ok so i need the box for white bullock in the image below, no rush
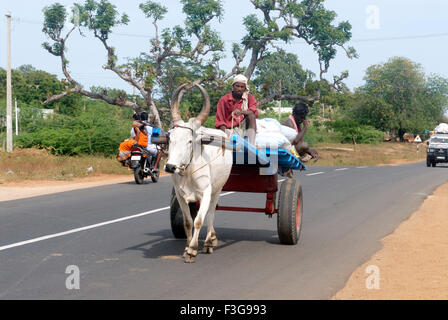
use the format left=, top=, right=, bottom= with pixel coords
left=165, top=83, right=233, bottom=263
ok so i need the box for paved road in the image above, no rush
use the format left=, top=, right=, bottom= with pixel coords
left=0, top=162, right=447, bottom=299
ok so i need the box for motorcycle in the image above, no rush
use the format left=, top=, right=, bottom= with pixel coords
left=129, top=145, right=161, bottom=184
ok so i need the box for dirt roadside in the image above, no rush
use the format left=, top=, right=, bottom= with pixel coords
left=1, top=170, right=447, bottom=299
left=0, top=174, right=136, bottom=202
left=332, top=182, right=448, bottom=299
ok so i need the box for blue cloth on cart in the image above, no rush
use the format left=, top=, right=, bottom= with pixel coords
left=151, top=127, right=163, bottom=137
left=229, top=134, right=305, bottom=171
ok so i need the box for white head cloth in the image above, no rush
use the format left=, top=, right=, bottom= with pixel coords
left=232, top=74, right=249, bottom=111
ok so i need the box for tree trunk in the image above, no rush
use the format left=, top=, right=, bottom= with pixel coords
left=148, top=99, right=162, bottom=128
left=398, top=128, right=406, bottom=142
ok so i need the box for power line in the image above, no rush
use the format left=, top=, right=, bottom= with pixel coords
left=351, top=33, right=448, bottom=43
left=11, top=15, right=448, bottom=43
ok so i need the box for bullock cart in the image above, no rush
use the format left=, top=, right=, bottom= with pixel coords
left=170, top=134, right=306, bottom=245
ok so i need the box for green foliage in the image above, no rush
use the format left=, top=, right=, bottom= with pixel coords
left=243, top=0, right=356, bottom=74
left=202, top=115, right=217, bottom=129
left=77, top=0, right=129, bottom=39
left=155, top=57, right=229, bottom=127
left=0, top=66, right=83, bottom=115
left=349, top=93, right=395, bottom=132
left=42, top=3, right=67, bottom=39
left=327, top=120, right=384, bottom=144
left=253, top=52, right=309, bottom=96
left=356, top=57, right=448, bottom=136
left=302, top=125, right=338, bottom=146
left=181, top=0, right=224, bottom=35
left=139, top=1, right=168, bottom=21
left=15, top=101, right=133, bottom=156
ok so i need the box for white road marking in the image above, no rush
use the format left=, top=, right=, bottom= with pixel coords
left=0, top=191, right=240, bottom=253
left=0, top=173, right=320, bottom=252
left=0, top=207, right=169, bottom=252
left=306, top=172, right=325, bottom=176
left=335, top=168, right=348, bottom=171
left=356, top=166, right=368, bottom=169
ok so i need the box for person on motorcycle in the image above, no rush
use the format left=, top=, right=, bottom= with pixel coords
left=117, top=113, right=149, bottom=162
left=137, top=112, right=162, bottom=174
left=138, top=112, right=158, bottom=157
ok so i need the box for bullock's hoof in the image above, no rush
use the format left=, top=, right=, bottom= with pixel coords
left=187, top=247, right=198, bottom=257
left=211, top=237, right=218, bottom=247
left=184, top=247, right=198, bottom=262
left=184, top=253, right=197, bottom=263
left=202, top=246, right=214, bottom=254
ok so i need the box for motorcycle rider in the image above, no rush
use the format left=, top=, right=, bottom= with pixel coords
left=137, top=112, right=158, bottom=158
left=136, top=112, right=162, bottom=174
left=117, top=113, right=149, bottom=162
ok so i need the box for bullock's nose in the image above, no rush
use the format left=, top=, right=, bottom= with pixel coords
left=165, top=163, right=176, bottom=173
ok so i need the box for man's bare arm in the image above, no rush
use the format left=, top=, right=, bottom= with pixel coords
left=292, top=120, right=309, bottom=145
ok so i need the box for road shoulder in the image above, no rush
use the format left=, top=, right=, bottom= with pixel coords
left=332, top=182, right=448, bottom=299
left=0, top=175, right=135, bottom=202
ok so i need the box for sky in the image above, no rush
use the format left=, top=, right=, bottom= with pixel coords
left=1, top=0, right=448, bottom=97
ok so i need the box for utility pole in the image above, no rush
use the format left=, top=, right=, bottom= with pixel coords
left=15, top=98, right=18, bottom=135
left=6, top=12, right=13, bottom=152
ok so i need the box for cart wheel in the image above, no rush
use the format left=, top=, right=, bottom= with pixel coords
left=170, top=188, right=198, bottom=239
left=277, top=179, right=303, bottom=245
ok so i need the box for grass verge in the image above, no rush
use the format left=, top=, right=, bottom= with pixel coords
left=0, top=148, right=130, bottom=183
left=310, top=142, right=426, bottom=166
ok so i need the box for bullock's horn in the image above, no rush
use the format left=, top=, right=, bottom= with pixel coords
left=170, top=84, right=188, bottom=123
left=194, top=83, right=210, bottom=125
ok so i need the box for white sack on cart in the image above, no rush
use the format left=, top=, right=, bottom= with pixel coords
left=255, top=119, right=293, bottom=149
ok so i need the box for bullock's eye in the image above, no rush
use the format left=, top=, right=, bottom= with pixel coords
left=188, top=140, right=192, bottom=144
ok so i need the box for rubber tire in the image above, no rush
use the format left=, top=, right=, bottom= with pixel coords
left=432, top=161, right=437, bottom=167
left=426, top=157, right=431, bottom=167
left=277, top=179, right=303, bottom=245
left=170, top=188, right=198, bottom=239
left=134, top=167, right=144, bottom=184
left=151, top=161, right=160, bottom=183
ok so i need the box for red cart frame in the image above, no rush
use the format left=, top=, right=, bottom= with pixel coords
left=170, top=163, right=304, bottom=245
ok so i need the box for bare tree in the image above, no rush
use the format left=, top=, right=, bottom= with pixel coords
left=220, top=0, right=357, bottom=106
left=41, top=0, right=225, bottom=127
